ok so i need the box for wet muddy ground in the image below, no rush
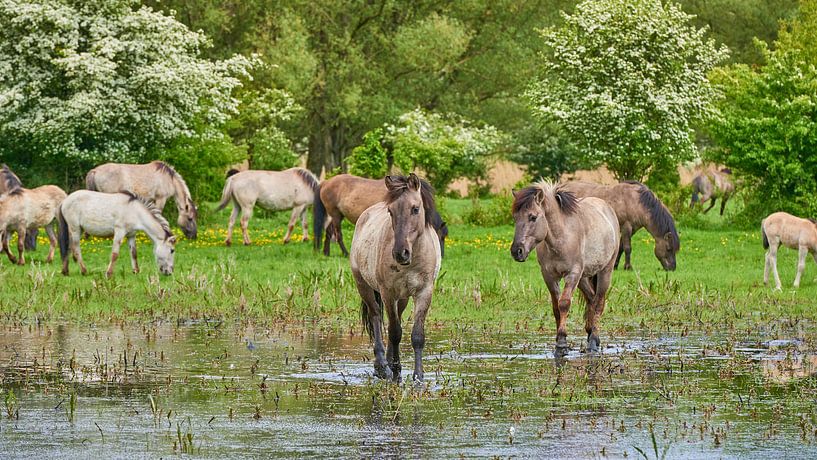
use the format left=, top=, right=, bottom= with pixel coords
left=1, top=321, right=816, bottom=458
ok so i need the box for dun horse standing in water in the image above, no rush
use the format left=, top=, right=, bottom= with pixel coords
left=86, top=161, right=198, bottom=238
left=0, top=174, right=66, bottom=265
left=0, top=165, right=40, bottom=251
left=511, top=182, right=619, bottom=355
left=761, top=212, right=817, bottom=290
left=351, top=174, right=441, bottom=382
left=561, top=181, right=680, bottom=271
left=216, top=168, right=319, bottom=246
left=58, top=191, right=176, bottom=278
left=690, top=168, right=734, bottom=216
left=314, top=173, right=448, bottom=257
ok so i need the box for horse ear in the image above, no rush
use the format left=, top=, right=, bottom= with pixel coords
left=168, top=235, right=177, bottom=245
left=384, top=175, right=396, bottom=190
left=407, top=173, right=420, bottom=191
left=511, top=189, right=518, bottom=198
left=535, top=188, right=545, bottom=204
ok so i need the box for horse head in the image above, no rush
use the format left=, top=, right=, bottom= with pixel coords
left=510, top=186, right=547, bottom=262
left=177, top=199, right=198, bottom=239
left=154, top=234, right=177, bottom=275
left=654, top=232, right=678, bottom=271
left=385, top=173, right=428, bottom=265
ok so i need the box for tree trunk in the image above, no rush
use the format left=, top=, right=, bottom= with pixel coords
left=306, top=114, right=347, bottom=177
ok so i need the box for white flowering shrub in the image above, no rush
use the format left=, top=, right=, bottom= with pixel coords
left=0, top=0, right=253, bottom=168
left=528, top=0, right=728, bottom=180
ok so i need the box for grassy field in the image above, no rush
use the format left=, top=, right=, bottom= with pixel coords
left=1, top=197, right=815, bottom=336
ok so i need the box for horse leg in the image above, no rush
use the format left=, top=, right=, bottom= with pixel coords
left=45, top=224, right=57, bottom=263
left=336, top=223, right=350, bottom=257
left=225, top=206, right=239, bottom=246
left=299, top=205, right=309, bottom=242
left=794, top=245, right=808, bottom=288
left=128, top=235, right=139, bottom=274
left=15, top=226, right=26, bottom=265
left=703, top=197, right=717, bottom=214
left=354, top=275, right=391, bottom=381
left=283, top=207, right=300, bottom=244
left=384, top=295, right=404, bottom=383
left=719, top=194, right=729, bottom=216
left=620, top=224, right=633, bottom=270
left=240, top=205, right=253, bottom=245
left=587, top=264, right=615, bottom=353
left=71, top=230, right=87, bottom=276
left=578, top=277, right=596, bottom=346
left=105, top=229, right=125, bottom=278
left=555, top=272, right=581, bottom=352
left=2, top=230, right=17, bottom=264
left=764, top=248, right=771, bottom=287
left=541, top=277, right=563, bottom=355
left=614, top=246, right=624, bottom=270
left=769, top=241, right=781, bottom=290
left=411, top=289, right=433, bottom=383
left=322, top=221, right=333, bottom=256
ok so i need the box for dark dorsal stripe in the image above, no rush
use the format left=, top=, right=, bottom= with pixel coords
left=634, top=183, right=680, bottom=250
left=385, top=175, right=438, bottom=227
left=153, top=161, right=177, bottom=178
left=118, top=191, right=173, bottom=239
left=295, top=168, right=320, bottom=193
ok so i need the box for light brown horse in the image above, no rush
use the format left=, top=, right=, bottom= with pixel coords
left=560, top=181, right=680, bottom=271
left=86, top=161, right=198, bottom=238
left=58, top=191, right=176, bottom=277
left=313, top=173, right=448, bottom=257
left=762, top=212, right=817, bottom=290
left=351, top=174, right=441, bottom=382
left=215, top=168, right=319, bottom=246
left=690, top=168, right=734, bottom=216
left=0, top=165, right=39, bottom=250
left=0, top=183, right=66, bottom=265
left=511, top=181, right=619, bottom=355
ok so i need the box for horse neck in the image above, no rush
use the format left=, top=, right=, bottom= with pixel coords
left=134, top=205, right=166, bottom=243
left=170, top=175, right=191, bottom=212
left=541, top=196, right=568, bottom=243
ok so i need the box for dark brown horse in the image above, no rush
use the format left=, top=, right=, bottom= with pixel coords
left=511, top=181, right=619, bottom=355
left=313, top=174, right=448, bottom=257
left=690, top=168, right=734, bottom=216
left=560, top=181, right=680, bottom=271
left=351, top=174, right=441, bottom=382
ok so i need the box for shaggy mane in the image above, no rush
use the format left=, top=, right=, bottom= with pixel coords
left=120, top=191, right=173, bottom=239
left=384, top=174, right=437, bottom=227
left=512, top=181, right=579, bottom=215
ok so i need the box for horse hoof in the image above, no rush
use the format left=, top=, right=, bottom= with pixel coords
left=243, top=242, right=251, bottom=246
left=412, top=372, right=423, bottom=383
left=374, top=364, right=393, bottom=381
left=302, top=237, right=310, bottom=243
left=283, top=239, right=290, bottom=245
left=587, top=337, right=601, bottom=353
left=225, top=240, right=232, bottom=247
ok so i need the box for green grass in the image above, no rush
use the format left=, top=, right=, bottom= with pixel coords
left=1, top=198, right=815, bottom=337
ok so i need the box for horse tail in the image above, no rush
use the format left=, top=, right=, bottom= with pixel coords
left=761, top=223, right=769, bottom=249
left=361, top=290, right=383, bottom=339
left=215, top=176, right=234, bottom=212
left=313, top=184, right=326, bottom=252
left=85, top=169, right=97, bottom=191
left=226, top=169, right=240, bottom=178
left=58, top=205, right=69, bottom=262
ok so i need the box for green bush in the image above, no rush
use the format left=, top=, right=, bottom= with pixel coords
left=464, top=194, right=514, bottom=227
left=346, top=129, right=388, bottom=178
left=249, top=127, right=299, bottom=171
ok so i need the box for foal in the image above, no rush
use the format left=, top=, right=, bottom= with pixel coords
left=762, top=212, right=817, bottom=290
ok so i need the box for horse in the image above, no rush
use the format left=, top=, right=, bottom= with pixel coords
left=511, top=181, right=620, bottom=355
left=86, top=161, right=198, bottom=239
left=690, top=168, right=734, bottom=216
left=761, top=212, right=817, bottom=290
left=351, top=174, right=441, bottom=382
left=313, top=173, right=448, bottom=258
left=560, top=181, right=680, bottom=271
left=0, top=164, right=39, bottom=250
left=0, top=184, right=66, bottom=265
left=215, top=168, right=320, bottom=246
left=58, top=191, right=177, bottom=278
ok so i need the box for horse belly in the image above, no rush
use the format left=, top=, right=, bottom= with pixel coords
left=256, top=188, right=298, bottom=211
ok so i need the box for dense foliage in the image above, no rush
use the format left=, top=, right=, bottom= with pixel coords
left=708, top=0, right=817, bottom=219
left=529, top=0, right=729, bottom=181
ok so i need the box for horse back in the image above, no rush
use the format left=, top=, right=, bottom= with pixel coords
left=562, top=181, right=644, bottom=229
left=90, top=163, right=173, bottom=199
left=323, top=175, right=387, bottom=224
left=232, top=169, right=314, bottom=209
left=763, top=212, right=817, bottom=250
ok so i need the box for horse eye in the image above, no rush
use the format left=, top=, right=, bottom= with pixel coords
left=411, top=206, right=420, bottom=215
left=171, top=249, right=175, bottom=254
left=529, top=214, right=537, bottom=222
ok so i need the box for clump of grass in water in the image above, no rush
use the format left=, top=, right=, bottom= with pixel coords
left=174, top=416, right=195, bottom=454
left=633, top=423, right=671, bottom=460
left=67, top=390, right=77, bottom=423
left=4, top=388, right=18, bottom=419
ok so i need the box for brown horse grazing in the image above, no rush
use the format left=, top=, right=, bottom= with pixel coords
left=690, top=168, right=734, bottom=216
left=86, top=161, right=198, bottom=238
left=762, top=212, right=817, bottom=290
left=560, top=181, right=680, bottom=271
left=0, top=165, right=39, bottom=250
left=511, top=182, right=619, bottom=355
left=351, top=174, right=441, bottom=382
left=0, top=183, right=67, bottom=265
left=215, top=168, right=319, bottom=246
left=313, top=174, right=448, bottom=258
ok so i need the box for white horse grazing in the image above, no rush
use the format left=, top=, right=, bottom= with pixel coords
left=216, top=168, right=320, bottom=246
left=86, top=161, right=198, bottom=239
left=0, top=185, right=67, bottom=265
left=762, top=211, right=817, bottom=290
left=58, top=191, right=177, bottom=278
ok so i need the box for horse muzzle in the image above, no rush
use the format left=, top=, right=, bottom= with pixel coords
left=392, top=248, right=412, bottom=265
left=511, top=243, right=528, bottom=262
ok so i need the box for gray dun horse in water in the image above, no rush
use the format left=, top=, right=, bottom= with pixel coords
left=690, top=168, right=734, bottom=216
left=0, top=170, right=66, bottom=265
left=561, top=181, right=680, bottom=271
left=761, top=211, right=817, bottom=290
left=216, top=168, right=320, bottom=246
left=313, top=173, right=448, bottom=257
left=511, top=181, right=619, bottom=355
left=0, top=165, right=40, bottom=251
left=58, top=191, right=176, bottom=278
left=351, top=174, right=441, bottom=382
left=86, top=161, right=198, bottom=239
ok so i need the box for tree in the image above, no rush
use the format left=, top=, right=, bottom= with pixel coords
left=0, top=0, right=253, bottom=184
left=528, top=0, right=729, bottom=181
left=508, top=123, right=586, bottom=181
left=708, top=0, right=817, bottom=218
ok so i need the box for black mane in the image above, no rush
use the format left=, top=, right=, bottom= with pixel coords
left=636, top=184, right=680, bottom=250
left=295, top=168, right=320, bottom=193
left=1, top=164, right=23, bottom=192
left=153, top=161, right=177, bottom=178
left=385, top=174, right=438, bottom=227
left=512, top=183, right=578, bottom=215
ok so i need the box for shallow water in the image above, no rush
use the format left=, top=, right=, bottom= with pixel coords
left=1, top=321, right=816, bottom=458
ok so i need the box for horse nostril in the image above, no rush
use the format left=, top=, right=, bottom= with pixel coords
left=402, top=249, right=410, bottom=259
